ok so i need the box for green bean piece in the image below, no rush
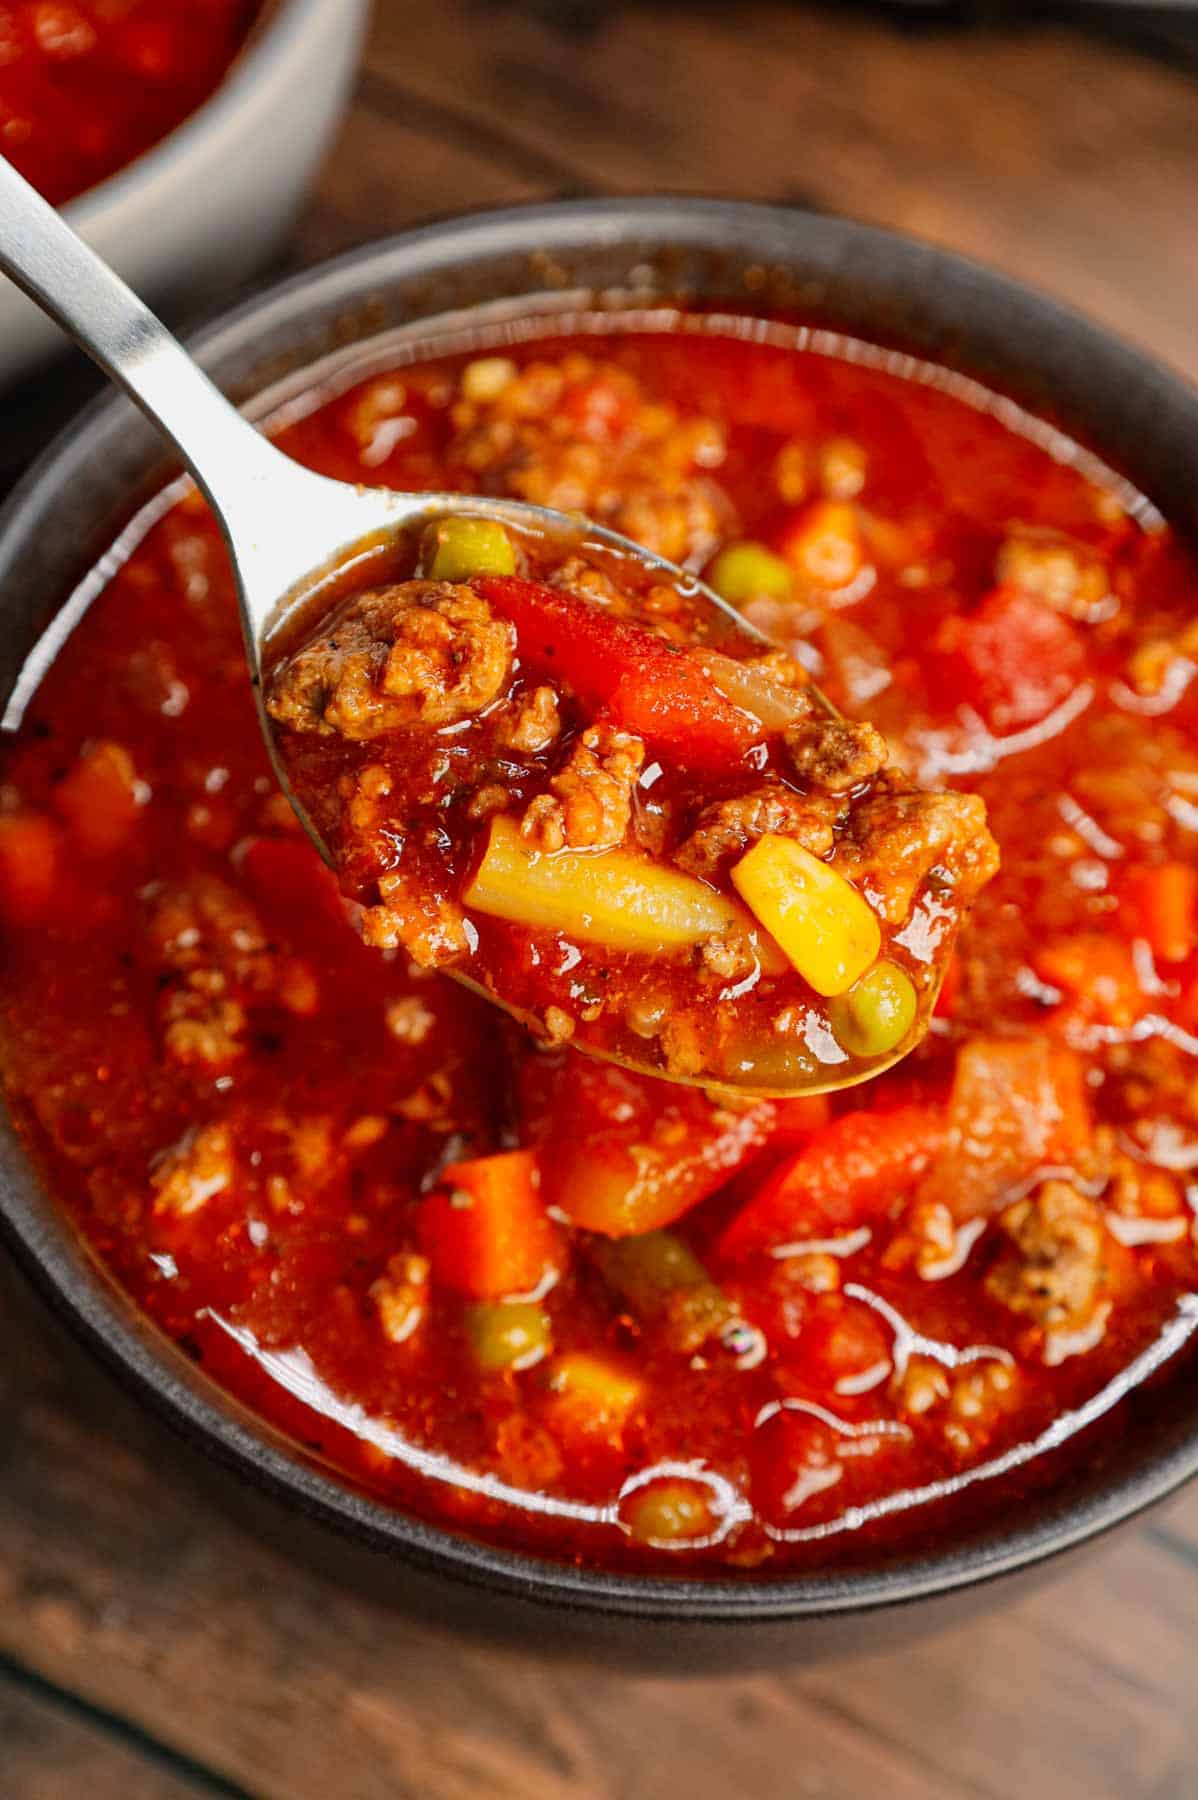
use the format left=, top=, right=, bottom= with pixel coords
left=828, top=958, right=918, bottom=1058
left=425, top=515, right=517, bottom=582
left=464, top=1299, right=552, bottom=1373
left=592, top=1229, right=739, bottom=1354
left=709, top=541, right=794, bottom=606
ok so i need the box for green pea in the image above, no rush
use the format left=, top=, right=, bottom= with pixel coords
left=596, top=1229, right=709, bottom=1305
left=708, top=541, right=794, bottom=606
left=425, top=515, right=517, bottom=582
left=828, top=959, right=918, bottom=1058
left=619, top=1478, right=715, bottom=1546
left=464, top=1300, right=552, bottom=1373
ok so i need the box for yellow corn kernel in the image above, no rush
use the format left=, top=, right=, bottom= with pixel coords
left=545, top=1351, right=644, bottom=1425
left=465, top=814, right=761, bottom=956
left=460, top=356, right=517, bottom=402
left=731, top=833, right=881, bottom=997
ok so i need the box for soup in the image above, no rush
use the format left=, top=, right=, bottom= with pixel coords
left=1, top=314, right=1196, bottom=1572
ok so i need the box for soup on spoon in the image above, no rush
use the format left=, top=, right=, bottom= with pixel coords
left=264, top=510, right=999, bottom=1093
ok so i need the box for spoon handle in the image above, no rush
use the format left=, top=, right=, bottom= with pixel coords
left=0, top=156, right=321, bottom=616
left=0, top=156, right=279, bottom=494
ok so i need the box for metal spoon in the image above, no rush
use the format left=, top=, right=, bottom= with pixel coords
left=0, top=156, right=777, bottom=748
left=0, top=157, right=958, bottom=1096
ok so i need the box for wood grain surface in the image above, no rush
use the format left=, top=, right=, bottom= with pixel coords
left=4, top=3, right=1198, bottom=1795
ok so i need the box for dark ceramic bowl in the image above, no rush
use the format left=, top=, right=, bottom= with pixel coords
left=3, top=200, right=1198, bottom=1654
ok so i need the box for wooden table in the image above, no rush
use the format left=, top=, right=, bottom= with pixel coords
left=5, top=4, right=1198, bottom=1794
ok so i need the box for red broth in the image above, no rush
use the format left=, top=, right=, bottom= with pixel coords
left=2, top=314, right=1197, bottom=1574
left=0, top=1, right=262, bottom=206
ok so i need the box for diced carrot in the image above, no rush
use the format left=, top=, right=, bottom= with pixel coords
left=716, top=1103, right=946, bottom=1260
left=0, top=811, right=61, bottom=926
left=1034, top=934, right=1146, bottom=1030
left=475, top=576, right=763, bottom=772
left=54, top=739, right=143, bottom=855
left=937, top=584, right=1087, bottom=732
left=1120, top=863, right=1197, bottom=965
left=420, top=1149, right=562, bottom=1299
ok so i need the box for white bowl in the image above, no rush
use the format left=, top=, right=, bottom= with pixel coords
left=0, top=0, right=369, bottom=387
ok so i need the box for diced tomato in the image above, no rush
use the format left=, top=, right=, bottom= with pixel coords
left=781, top=1294, right=893, bottom=1395
left=937, top=583, right=1087, bottom=732
left=420, top=1150, right=562, bottom=1299
left=1120, top=863, right=1197, bottom=965
left=918, top=1036, right=1092, bottom=1222
left=717, top=1104, right=945, bottom=1260
left=526, top=1058, right=776, bottom=1238
left=239, top=835, right=345, bottom=925
left=475, top=576, right=763, bottom=772
left=750, top=1407, right=845, bottom=1529
left=0, top=812, right=61, bottom=926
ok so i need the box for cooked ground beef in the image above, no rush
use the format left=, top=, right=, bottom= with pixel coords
left=838, top=781, right=1001, bottom=922
left=785, top=715, right=889, bottom=794
left=675, top=782, right=842, bottom=876
left=446, top=353, right=733, bottom=565
left=985, top=1181, right=1108, bottom=1332
left=145, top=874, right=318, bottom=1068
left=266, top=581, right=514, bottom=739
left=520, top=723, right=645, bottom=852
left=497, top=684, right=563, bottom=756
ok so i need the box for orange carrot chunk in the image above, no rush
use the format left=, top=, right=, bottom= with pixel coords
left=420, top=1149, right=562, bottom=1300
left=1121, top=863, right=1197, bottom=965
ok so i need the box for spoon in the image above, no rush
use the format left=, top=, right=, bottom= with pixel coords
left=0, top=157, right=988, bottom=1096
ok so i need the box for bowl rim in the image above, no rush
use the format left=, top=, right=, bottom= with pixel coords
left=60, top=0, right=351, bottom=230
left=3, top=195, right=1198, bottom=1624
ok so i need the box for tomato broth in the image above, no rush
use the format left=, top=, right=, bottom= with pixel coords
left=2, top=314, right=1197, bottom=1574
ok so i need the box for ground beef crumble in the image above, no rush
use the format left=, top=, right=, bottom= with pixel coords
left=521, top=723, right=645, bottom=852
left=985, top=1181, right=1109, bottom=1333
left=266, top=581, right=514, bottom=739
left=675, top=782, right=842, bottom=876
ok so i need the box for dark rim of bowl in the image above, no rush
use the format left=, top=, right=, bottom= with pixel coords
left=3, top=197, right=1198, bottom=1624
